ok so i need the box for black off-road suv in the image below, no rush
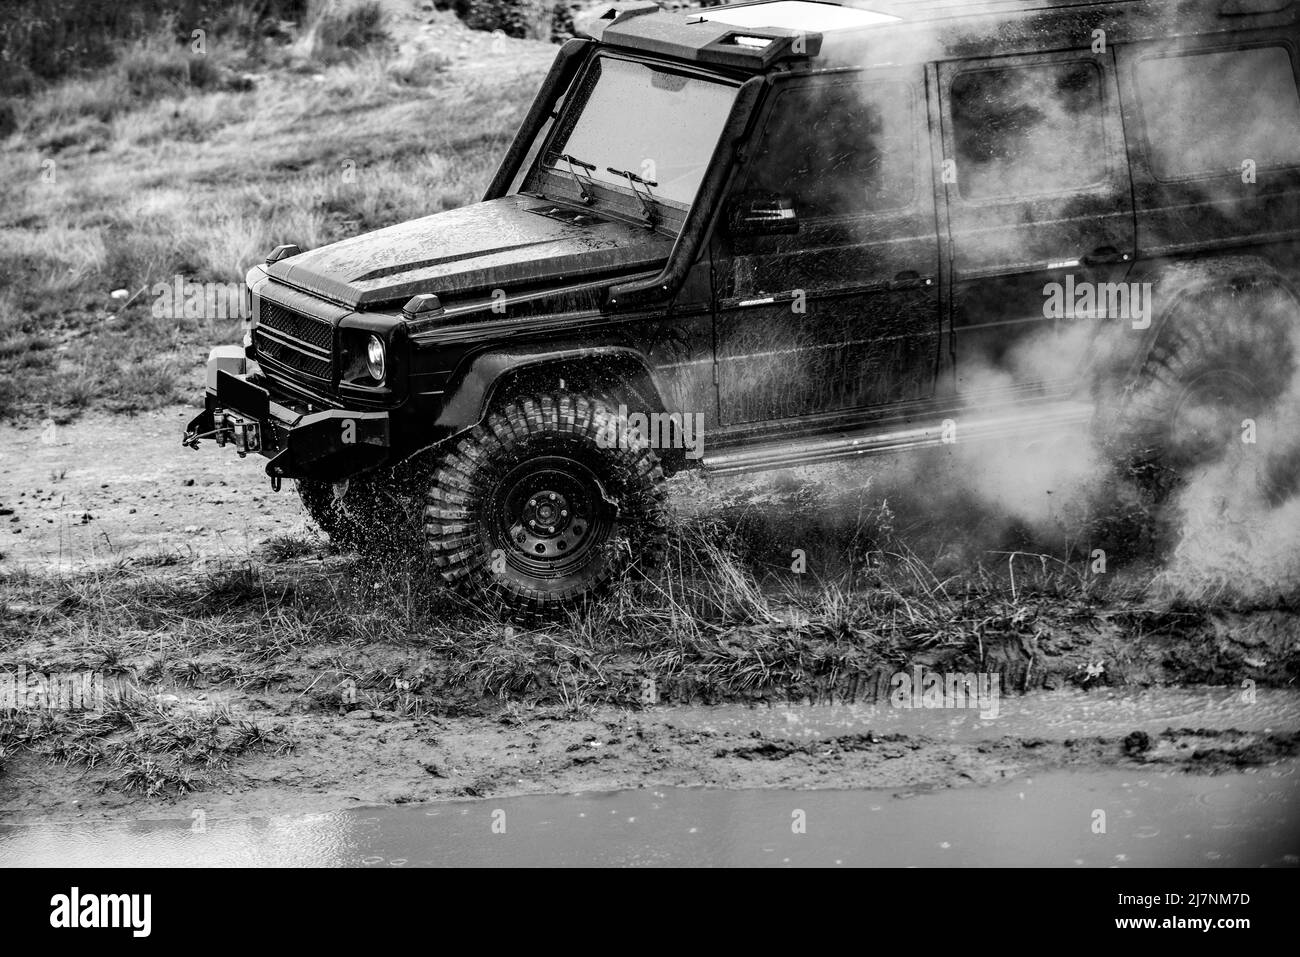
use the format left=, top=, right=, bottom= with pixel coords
left=186, top=0, right=1300, bottom=617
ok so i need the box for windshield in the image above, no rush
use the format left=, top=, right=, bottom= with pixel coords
left=534, top=56, right=737, bottom=211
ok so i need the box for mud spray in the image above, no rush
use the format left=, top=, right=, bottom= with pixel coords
left=1160, top=310, right=1300, bottom=601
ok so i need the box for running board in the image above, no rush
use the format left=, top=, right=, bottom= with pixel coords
left=702, top=400, right=1095, bottom=475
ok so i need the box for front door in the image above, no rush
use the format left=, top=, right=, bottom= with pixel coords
left=711, top=69, right=942, bottom=427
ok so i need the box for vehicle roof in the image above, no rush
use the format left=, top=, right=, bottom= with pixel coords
left=694, top=0, right=901, bottom=31
left=583, top=0, right=1298, bottom=71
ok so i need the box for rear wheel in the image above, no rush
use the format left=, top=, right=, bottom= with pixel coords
left=1103, top=285, right=1297, bottom=499
left=1162, top=368, right=1267, bottom=469
left=423, top=394, right=667, bottom=620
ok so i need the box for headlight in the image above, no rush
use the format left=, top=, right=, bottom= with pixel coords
left=365, top=334, right=386, bottom=382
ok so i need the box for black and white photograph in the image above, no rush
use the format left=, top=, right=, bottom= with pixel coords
left=0, top=0, right=1297, bottom=902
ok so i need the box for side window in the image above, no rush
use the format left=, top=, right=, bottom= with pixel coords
left=742, top=79, right=915, bottom=219
left=950, top=60, right=1107, bottom=200
left=1135, top=45, right=1300, bottom=180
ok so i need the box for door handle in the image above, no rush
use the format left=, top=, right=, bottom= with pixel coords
left=1082, top=246, right=1131, bottom=266
left=890, top=270, right=934, bottom=290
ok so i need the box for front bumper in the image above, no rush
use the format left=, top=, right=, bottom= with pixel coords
left=184, top=346, right=390, bottom=482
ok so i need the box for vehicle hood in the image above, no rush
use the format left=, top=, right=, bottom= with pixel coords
left=265, top=194, right=673, bottom=310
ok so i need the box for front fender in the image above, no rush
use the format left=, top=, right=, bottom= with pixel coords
left=432, top=344, right=664, bottom=435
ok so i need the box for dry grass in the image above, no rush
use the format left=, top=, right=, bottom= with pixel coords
left=3, top=493, right=1296, bottom=794
left=0, top=691, right=291, bottom=796
left=4, top=503, right=1291, bottom=703
left=0, top=6, right=551, bottom=420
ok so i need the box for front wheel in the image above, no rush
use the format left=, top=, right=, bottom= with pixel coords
left=423, top=394, right=668, bottom=620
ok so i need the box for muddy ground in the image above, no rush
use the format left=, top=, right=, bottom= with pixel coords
left=1, top=410, right=1298, bottom=825
left=0, top=408, right=293, bottom=567
left=5, top=703, right=1296, bottom=826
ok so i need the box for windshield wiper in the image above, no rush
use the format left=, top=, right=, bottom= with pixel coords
left=606, top=167, right=660, bottom=228
left=555, top=153, right=597, bottom=205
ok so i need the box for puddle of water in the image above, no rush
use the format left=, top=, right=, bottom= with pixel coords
left=662, top=688, right=1300, bottom=742
left=3, top=763, right=1297, bottom=867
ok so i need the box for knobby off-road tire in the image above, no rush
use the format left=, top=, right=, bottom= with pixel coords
left=1103, top=283, right=1298, bottom=498
left=423, top=394, right=668, bottom=621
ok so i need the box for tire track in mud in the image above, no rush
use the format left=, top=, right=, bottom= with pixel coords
left=3, top=699, right=1296, bottom=825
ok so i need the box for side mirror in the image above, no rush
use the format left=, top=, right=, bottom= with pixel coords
left=727, top=193, right=799, bottom=236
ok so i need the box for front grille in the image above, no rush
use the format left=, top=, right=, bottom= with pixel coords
left=260, top=302, right=333, bottom=349
left=254, top=301, right=333, bottom=381
left=254, top=333, right=332, bottom=379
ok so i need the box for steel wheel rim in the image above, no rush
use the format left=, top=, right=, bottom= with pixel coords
left=486, top=456, right=614, bottom=579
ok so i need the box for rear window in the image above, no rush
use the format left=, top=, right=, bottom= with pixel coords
left=1135, top=46, right=1300, bottom=180
left=949, top=60, right=1107, bottom=201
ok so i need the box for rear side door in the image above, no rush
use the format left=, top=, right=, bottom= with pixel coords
left=710, top=68, right=942, bottom=427
left=935, top=49, right=1135, bottom=398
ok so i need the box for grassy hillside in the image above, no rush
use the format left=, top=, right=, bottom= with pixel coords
left=0, top=1, right=555, bottom=421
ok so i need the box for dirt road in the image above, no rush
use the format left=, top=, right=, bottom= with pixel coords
left=3, top=690, right=1296, bottom=826
left=0, top=408, right=305, bottom=570
left=3, top=409, right=1299, bottom=828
